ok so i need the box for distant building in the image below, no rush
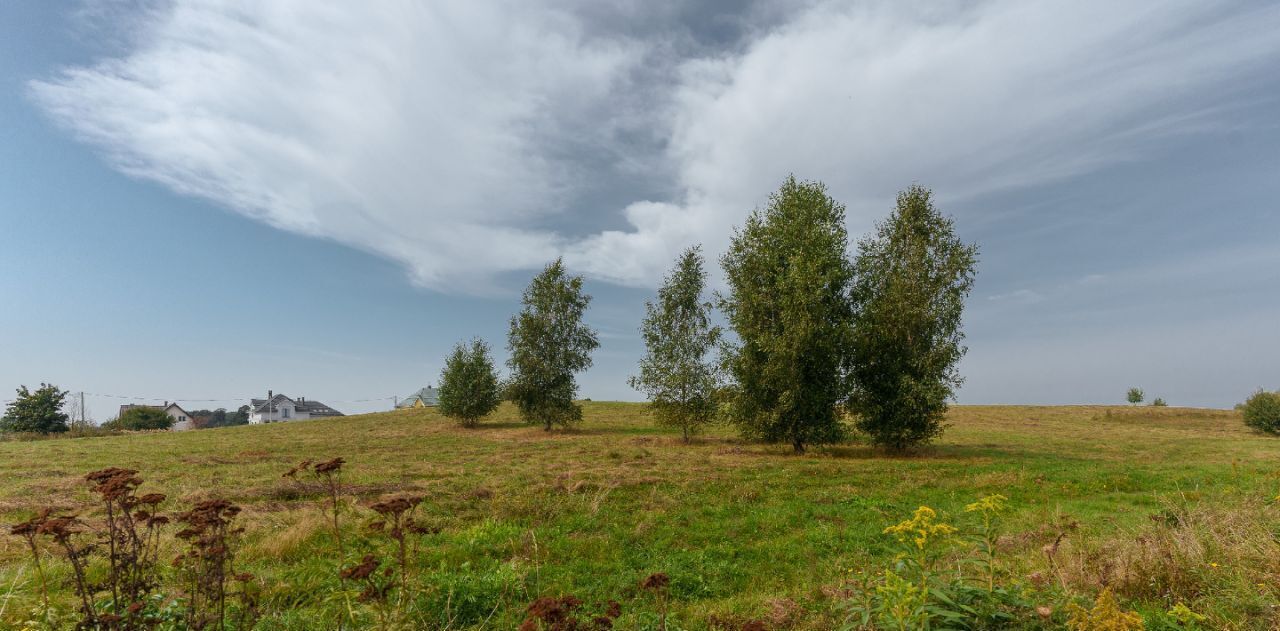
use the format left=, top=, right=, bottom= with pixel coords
left=248, top=391, right=343, bottom=424
left=118, top=402, right=195, bottom=431
left=397, top=386, right=439, bottom=408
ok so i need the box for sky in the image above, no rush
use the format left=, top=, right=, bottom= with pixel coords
left=1, top=0, right=1278, bottom=421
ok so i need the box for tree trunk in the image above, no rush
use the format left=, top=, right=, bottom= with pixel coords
left=793, top=439, right=805, bottom=454
left=544, top=419, right=552, bottom=431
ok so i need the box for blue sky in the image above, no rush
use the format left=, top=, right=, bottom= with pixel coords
left=2, top=1, right=1278, bottom=420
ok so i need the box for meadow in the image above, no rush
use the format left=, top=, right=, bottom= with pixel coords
left=1, top=402, right=1277, bottom=629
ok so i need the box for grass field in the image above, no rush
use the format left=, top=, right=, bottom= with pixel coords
left=1, top=403, right=1278, bottom=629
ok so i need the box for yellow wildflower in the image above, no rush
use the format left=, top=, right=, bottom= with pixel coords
left=883, top=505, right=957, bottom=549
left=964, top=494, right=1009, bottom=515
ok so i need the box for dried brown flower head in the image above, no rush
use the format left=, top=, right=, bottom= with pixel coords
left=641, top=572, right=670, bottom=591
left=314, top=457, right=345, bottom=474
left=340, top=554, right=380, bottom=581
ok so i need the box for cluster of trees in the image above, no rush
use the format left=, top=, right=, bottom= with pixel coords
left=0, top=386, right=254, bottom=434
left=436, top=259, right=600, bottom=431
left=186, top=406, right=251, bottom=429
left=436, top=177, right=978, bottom=452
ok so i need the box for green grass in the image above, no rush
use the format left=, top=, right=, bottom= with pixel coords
left=1, top=402, right=1277, bottom=629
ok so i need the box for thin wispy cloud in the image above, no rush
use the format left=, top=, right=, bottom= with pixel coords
left=29, top=0, right=1280, bottom=292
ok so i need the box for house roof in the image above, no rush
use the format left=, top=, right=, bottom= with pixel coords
left=118, top=402, right=191, bottom=418
left=251, top=394, right=343, bottom=417
left=397, top=386, right=439, bottom=407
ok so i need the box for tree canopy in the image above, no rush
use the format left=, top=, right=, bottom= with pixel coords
left=0, top=383, right=70, bottom=434
left=849, top=185, right=978, bottom=451
left=506, top=259, right=599, bottom=430
left=720, top=176, right=856, bottom=453
left=630, top=246, right=722, bottom=442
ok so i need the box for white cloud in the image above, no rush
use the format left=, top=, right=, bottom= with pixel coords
left=567, top=0, right=1280, bottom=285
left=31, top=0, right=1280, bottom=291
left=31, top=0, right=641, bottom=291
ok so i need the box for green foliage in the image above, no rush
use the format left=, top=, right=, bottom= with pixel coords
left=630, top=246, right=722, bottom=442
left=108, top=406, right=174, bottom=431
left=1151, top=398, right=1167, bottom=407
left=506, top=259, right=600, bottom=430
left=0, top=383, right=70, bottom=434
left=1240, top=389, right=1280, bottom=435
left=438, top=338, right=502, bottom=428
left=842, top=498, right=1034, bottom=630
left=1127, top=388, right=1144, bottom=405
left=720, top=176, right=855, bottom=453
left=849, top=185, right=978, bottom=452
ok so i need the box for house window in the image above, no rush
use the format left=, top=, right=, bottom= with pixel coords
left=282, top=408, right=290, bottom=419
left=178, top=416, right=186, bottom=422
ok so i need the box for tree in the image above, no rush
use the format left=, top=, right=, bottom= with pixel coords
left=107, top=406, right=174, bottom=431
left=438, top=338, right=503, bottom=428
left=1, top=384, right=70, bottom=434
left=230, top=405, right=251, bottom=425
left=1126, top=388, right=1144, bottom=406
left=1151, top=398, right=1168, bottom=407
left=850, top=185, right=978, bottom=452
left=507, top=259, right=600, bottom=430
left=630, top=246, right=722, bottom=443
left=1241, top=389, right=1280, bottom=435
left=720, top=176, right=856, bottom=453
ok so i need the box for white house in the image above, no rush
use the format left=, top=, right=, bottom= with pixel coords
left=248, top=391, right=343, bottom=424
left=118, top=402, right=195, bottom=431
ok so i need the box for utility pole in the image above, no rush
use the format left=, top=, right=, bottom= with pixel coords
left=80, top=391, right=85, bottom=426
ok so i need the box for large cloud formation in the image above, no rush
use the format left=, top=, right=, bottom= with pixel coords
left=32, top=0, right=1280, bottom=291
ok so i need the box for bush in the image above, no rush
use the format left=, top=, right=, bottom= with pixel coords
left=1152, top=398, right=1167, bottom=407
left=107, top=406, right=174, bottom=431
left=1240, top=389, right=1280, bottom=435
left=437, top=338, right=502, bottom=428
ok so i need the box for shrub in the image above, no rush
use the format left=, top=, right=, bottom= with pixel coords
left=1151, top=398, right=1167, bottom=407
left=108, top=406, right=174, bottom=431
left=438, top=338, right=502, bottom=428
left=1240, top=389, right=1280, bottom=435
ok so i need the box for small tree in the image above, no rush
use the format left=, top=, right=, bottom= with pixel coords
left=1241, top=389, right=1280, bottom=435
left=630, top=246, right=722, bottom=443
left=437, top=338, right=502, bottom=428
left=1, top=383, right=70, bottom=434
left=1151, top=398, right=1168, bottom=407
left=109, top=407, right=174, bottom=431
left=507, top=259, right=600, bottom=431
left=850, top=185, right=978, bottom=452
left=1127, top=388, right=1144, bottom=406
left=720, top=176, right=856, bottom=453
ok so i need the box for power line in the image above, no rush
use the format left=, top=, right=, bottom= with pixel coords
left=79, top=392, right=397, bottom=404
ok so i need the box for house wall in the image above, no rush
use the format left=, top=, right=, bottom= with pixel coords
left=249, top=400, right=311, bottom=423
left=165, top=405, right=193, bottom=431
